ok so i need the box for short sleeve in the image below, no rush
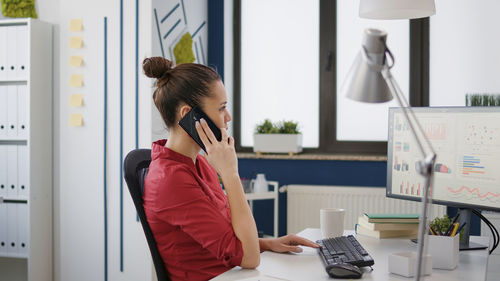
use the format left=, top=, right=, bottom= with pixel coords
left=152, top=166, right=243, bottom=267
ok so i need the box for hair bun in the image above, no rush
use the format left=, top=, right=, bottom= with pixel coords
left=142, top=57, right=173, bottom=79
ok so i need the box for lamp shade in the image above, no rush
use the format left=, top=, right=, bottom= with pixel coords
left=359, top=0, right=435, bottom=19
left=342, top=29, right=393, bottom=103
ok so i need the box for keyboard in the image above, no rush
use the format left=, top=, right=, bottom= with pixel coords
left=316, top=235, right=375, bottom=268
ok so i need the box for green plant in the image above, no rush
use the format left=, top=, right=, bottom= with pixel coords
left=430, top=214, right=450, bottom=234
left=255, top=119, right=301, bottom=134
left=1, top=0, right=37, bottom=18
left=430, top=214, right=464, bottom=240
left=466, top=93, right=500, bottom=106
left=173, top=32, right=195, bottom=65
left=279, top=120, right=300, bottom=134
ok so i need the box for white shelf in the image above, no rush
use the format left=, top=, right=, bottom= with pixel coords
left=0, top=19, right=29, bottom=25
left=0, top=137, right=28, bottom=142
left=0, top=197, right=28, bottom=202
left=245, top=181, right=279, bottom=238
left=0, top=18, right=53, bottom=281
left=244, top=191, right=276, bottom=200
left=0, top=79, right=28, bottom=83
left=0, top=253, right=28, bottom=259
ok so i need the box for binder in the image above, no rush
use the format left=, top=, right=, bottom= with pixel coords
left=17, top=203, right=28, bottom=255
left=6, top=26, right=17, bottom=80
left=6, top=85, right=18, bottom=137
left=0, top=86, right=6, bottom=137
left=17, top=145, right=28, bottom=199
left=16, top=25, right=29, bottom=80
left=17, top=85, right=28, bottom=138
left=0, top=203, right=7, bottom=254
left=0, top=26, right=6, bottom=80
left=6, top=145, right=18, bottom=199
left=0, top=145, right=6, bottom=197
left=6, top=203, right=18, bottom=254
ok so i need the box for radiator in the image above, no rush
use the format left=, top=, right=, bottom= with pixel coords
left=285, top=185, right=446, bottom=234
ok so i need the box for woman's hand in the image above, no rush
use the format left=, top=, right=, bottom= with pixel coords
left=260, top=234, right=321, bottom=253
left=195, top=118, right=238, bottom=178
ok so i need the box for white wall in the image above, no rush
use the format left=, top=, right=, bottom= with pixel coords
left=53, top=1, right=155, bottom=281
left=1, top=1, right=208, bottom=280
left=2, top=0, right=155, bottom=280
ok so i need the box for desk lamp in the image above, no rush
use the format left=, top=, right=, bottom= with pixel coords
left=342, top=28, right=435, bottom=280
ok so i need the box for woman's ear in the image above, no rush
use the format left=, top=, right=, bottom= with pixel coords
left=179, top=104, right=192, bottom=119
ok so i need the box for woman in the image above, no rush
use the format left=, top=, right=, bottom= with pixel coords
left=142, top=57, right=319, bottom=281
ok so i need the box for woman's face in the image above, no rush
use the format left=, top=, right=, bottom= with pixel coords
left=201, top=80, right=232, bottom=130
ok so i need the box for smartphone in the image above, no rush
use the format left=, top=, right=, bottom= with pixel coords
left=178, top=106, right=222, bottom=153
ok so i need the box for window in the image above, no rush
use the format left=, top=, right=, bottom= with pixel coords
left=234, top=0, right=429, bottom=154
left=240, top=0, right=319, bottom=147
left=429, top=0, right=500, bottom=106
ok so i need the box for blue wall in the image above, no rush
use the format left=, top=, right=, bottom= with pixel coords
left=238, top=158, right=481, bottom=237
left=238, top=159, right=387, bottom=236
left=207, top=0, right=224, bottom=81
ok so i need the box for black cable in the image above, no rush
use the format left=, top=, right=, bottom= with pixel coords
left=472, top=209, right=499, bottom=255
left=481, top=210, right=499, bottom=253
left=487, top=213, right=500, bottom=253
left=472, top=210, right=495, bottom=254
left=472, top=210, right=496, bottom=254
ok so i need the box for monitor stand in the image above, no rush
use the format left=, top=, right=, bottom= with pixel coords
left=457, top=208, right=488, bottom=251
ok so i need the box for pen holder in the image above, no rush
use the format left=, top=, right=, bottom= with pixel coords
left=428, top=234, right=459, bottom=270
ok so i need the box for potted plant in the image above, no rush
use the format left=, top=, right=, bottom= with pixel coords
left=253, top=119, right=303, bottom=155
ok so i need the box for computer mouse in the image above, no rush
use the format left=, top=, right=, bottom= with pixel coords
left=325, top=263, right=363, bottom=279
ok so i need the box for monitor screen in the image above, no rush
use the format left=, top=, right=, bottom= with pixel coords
left=387, top=107, right=500, bottom=212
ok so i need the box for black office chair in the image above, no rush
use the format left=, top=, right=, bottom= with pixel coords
left=124, top=148, right=171, bottom=281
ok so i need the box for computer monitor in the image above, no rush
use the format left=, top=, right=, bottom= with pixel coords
left=387, top=106, right=500, bottom=250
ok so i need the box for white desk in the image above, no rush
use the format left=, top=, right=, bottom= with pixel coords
left=213, top=228, right=490, bottom=281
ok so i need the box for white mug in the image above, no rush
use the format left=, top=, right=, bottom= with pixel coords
left=320, top=208, right=345, bottom=238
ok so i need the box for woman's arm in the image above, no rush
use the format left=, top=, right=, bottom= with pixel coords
left=196, top=119, right=260, bottom=268
left=221, top=173, right=260, bottom=268
left=259, top=235, right=321, bottom=253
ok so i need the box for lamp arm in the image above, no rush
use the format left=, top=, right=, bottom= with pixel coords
left=382, top=67, right=437, bottom=281
left=381, top=68, right=435, bottom=158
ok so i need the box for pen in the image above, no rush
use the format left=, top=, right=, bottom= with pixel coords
left=450, top=222, right=460, bottom=236
left=428, top=225, right=438, bottom=235
left=445, top=213, right=460, bottom=236
left=455, top=222, right=467, bottom=236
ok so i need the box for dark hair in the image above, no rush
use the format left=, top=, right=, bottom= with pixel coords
left=142, top=57, right=221, bottom=128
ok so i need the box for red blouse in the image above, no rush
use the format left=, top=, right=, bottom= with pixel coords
left=143, top=139, right=243, bottom=281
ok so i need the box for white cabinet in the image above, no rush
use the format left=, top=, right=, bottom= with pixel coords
left=0, top=18, right=52, bottom=281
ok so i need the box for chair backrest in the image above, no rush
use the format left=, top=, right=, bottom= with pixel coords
left=123, top=149, right=170, bottom=281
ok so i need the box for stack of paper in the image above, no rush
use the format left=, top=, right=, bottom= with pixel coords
left=356, top=213, right=419, bottom=239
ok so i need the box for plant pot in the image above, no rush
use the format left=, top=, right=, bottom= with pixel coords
left=253, top=134, right=303, bottom=154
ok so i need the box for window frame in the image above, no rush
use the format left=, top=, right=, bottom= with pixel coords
left=233, top=0, right=429, bottom=155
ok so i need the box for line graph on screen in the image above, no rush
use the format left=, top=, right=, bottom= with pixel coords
left=447, top=185, right=500, bottom=203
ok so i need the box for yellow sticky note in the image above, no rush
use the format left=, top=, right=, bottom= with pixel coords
left=69, top=36, right=83, bottom=48
left=69, top=94, right=83, bottom=107
left=70, top=19, right=83, bottom=32
left=69, top=113, right=83, bottom=127
left=69, top=74, right=83, bottom=87
left=69, top=56, right=83, bottom=67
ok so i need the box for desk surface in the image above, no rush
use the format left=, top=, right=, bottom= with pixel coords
left=212, top=228, right=490, bottom=281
